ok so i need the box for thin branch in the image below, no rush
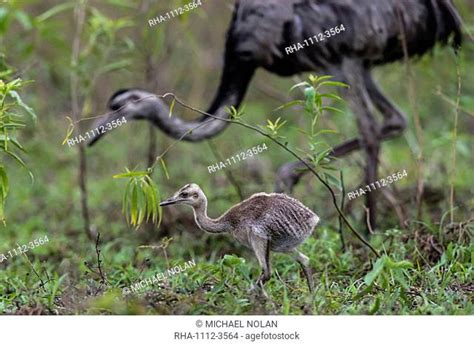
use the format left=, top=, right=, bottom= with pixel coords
left=338, top=170, right=346, bottom=252
left=363, top=206, right=375, bottom=235
left=397, top=4, right=425, bottom=224
left=449, top=57, right=462, bottom=224
left=70, top=0, right=93, bottom=240
left=95, top=232, right=108, bottom=284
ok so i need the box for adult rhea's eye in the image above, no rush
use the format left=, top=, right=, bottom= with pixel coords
left=193, top=193, right=198, bottom=198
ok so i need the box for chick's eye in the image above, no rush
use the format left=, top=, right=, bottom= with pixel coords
left=193, top=193, right=198, bottom=198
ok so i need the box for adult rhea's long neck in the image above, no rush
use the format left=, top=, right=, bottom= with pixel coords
left=148, top=58, right=255, bottom=141
left=192, top=198, right=230, bottom=234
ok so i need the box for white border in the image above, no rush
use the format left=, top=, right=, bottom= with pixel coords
left=1, top=316, right=472, bottom=344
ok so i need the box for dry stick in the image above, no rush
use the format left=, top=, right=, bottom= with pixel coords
left=449, top=58, right=462, bottom=224
left=363, top=207, right=375, bottom=235
left=70, top=0, right=93, bottom=241
left=397, top=6, right=425, bottom=225
left=142, top=0, right=160, bottom=169
left=207, top=140, right=245, bottom=201
left=158, top=94, right=380, bottom=257
left=95, top=232, right=108, bottom=284
left=338, top=171, right=346, bottom=252
left=143, top=2, right=160, bottom=232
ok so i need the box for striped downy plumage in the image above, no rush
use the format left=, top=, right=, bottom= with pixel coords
left=160, top=183, right=319, bottom=291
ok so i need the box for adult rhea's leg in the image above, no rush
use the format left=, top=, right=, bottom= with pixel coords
left=364, top=72, right=407, bottom=137
left=342, top=60, right=381, bottom=231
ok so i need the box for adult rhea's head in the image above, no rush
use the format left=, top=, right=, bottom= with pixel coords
left=87, top=88, right=158, bottom=146
left=160, top=184, right=206, bottom=208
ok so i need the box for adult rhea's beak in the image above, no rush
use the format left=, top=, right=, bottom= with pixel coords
left=87, top=109, right=126, bottom=147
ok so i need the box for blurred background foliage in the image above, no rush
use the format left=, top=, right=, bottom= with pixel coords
left=0, top=0, right=472, bottom=314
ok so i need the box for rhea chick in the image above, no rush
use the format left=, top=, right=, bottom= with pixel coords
left=160, top=183, right=319, bottom=291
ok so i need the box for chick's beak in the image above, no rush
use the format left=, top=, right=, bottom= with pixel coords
left=159, top=197, right=178, bottom=207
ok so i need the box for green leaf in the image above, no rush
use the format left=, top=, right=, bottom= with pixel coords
left=99, top=59, right=132, bottom=74
left=321, top=106, right=345, bottom=115
left=318, top=81, right=350, bottom=89
left=273, top=100, right=304, bottom=112
left=312, top=75, right=334, bottom=84
left=0, top=165, right=8, bottom=198
left=393, top=270, right=410, bottom=290
left=368, top=296, right=381, bottom=315
left=364, top=257, right=386, bottom=286
left=0, top=134, right=24, bottom=150
left=14, top=10, right=33, bottom=30
left=314, top=129, right=338, bottom=136
left=113, top=170, right=149, bottom=179
left=386, top=259, right=413, bottom=270
left=4, top=150, right=34, bottom=182
left=169, top=97, right=176, bottom=118
left=36, top=2, right=76, bottom=22
left=116, top=170, right=162, bottom=229
left=61, top=116, right=75, bottom=146
left=9, top=90, right=37, bottom=121
left=159, top=158, right=170, bottom=180
left=304, top=87, right=316, bottom=112
left=122, top=180, right=132, bottom=220
left=289, top=81, right=310, bottom=92
left=319, top=93, right=344, bottom=102
left=130, top=182, right=138, bottom=226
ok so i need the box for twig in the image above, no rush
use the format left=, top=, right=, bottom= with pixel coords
left=338, top=171, right=346, bottom=251
left=397, top=5, right=425, bottom=224
left=207, top=140, right=245, bottom=201
left=449, top=58, right=462, bottom=224
left=70, top=0, right=93, bottom=241
left=95, top=232, right=108, bottom=284
left=363, top=207, right=375, bottom=235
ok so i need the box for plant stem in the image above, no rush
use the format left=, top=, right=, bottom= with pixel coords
left=338, top=170, right=346, bottom=252
left=70, top=0, right=93, bottom=241
left=397, top=5, right=425, bottom=225
left=449, top=57, right=462, bottom=224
